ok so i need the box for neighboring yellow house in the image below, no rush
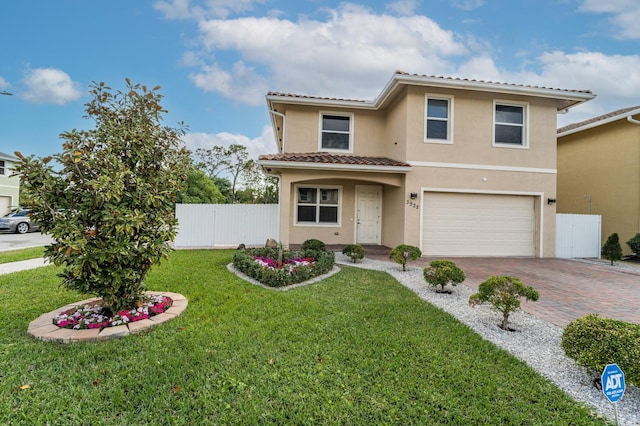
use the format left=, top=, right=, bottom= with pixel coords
left=0, top=152, right=20, bottom=216
left=557, top=106, right=640, bottom=255
left=258, top=71, right=594, bottom=257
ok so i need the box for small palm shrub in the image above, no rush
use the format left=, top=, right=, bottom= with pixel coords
left=423, top=260, right=466, bottom=293
left=389, top=244, right=422, bottom=271
left=602, top=233, right=623, bottom=265
left=342, top=244, right=366, bottom=263
left=469, top=276, right=539, bottom=330
left=561, top=314, right=640, bottom=386
left=626, top=233, right=640, bottom=257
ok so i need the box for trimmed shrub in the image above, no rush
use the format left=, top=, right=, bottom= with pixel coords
left=301, top=239, right=327, bottom=260
left=469, top=276, right=539, bottom=330
left=301, top=239, right=326, bottom=252
left=602, top=233, right=622, bottom=265
left=423, top=260, right=466, bottom=293
left=626, top=233, right=640, bottom=257
left=389, top=244, right=422, bottom=271
left=233, top=247, right=335, bottom=288
left=561, top=314, right=640, bottom=386
left=342, top=244, right=366, bottom=263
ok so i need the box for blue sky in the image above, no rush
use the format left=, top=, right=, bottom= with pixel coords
left=1, top=0, right=640, bottom=160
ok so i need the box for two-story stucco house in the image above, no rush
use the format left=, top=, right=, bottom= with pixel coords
left=0, top=152, right=20, bottom=216
left=258, top=71, right=594, bottom=257
left=557, top=106, right=640, bottom=255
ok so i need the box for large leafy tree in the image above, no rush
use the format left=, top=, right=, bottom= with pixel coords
left=14, top=80, right=191, bottom=313
left=195, top=143, right=278, bottom=203
left=177, top=167, right=225, bottom=204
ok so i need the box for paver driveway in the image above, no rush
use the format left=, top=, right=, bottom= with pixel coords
left=418, top=257, right=640, bottom=327
left=366, top=254, right=640, bottom=327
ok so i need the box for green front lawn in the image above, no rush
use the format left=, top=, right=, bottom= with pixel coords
left=0, top=250, right=607, bottom=425
left=0, top=246, right=45, bottom=264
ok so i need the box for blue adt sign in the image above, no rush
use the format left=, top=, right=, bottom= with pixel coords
left=602, top=363, right=625, bottom=403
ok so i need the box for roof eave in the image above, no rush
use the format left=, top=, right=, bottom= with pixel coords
left=257, top=159, right=412, bottom=174
left=558, top=108, right=640, bottom=137
left=388, top=74, right=596, bottom=111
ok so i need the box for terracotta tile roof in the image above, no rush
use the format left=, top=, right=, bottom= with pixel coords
left=258, top=152, right=411, bottom=168
left=266, top=91, right=368, bottom=104
left=557, top=105, right=640, bottom=134
left=394, top=70, right=594, bottom=96
left=267, top=70, right=594, bottom=104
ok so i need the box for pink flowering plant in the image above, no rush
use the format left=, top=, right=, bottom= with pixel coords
left=53, top=294, right=173, bottom=330
left=233, top=245, right=335, bottom=287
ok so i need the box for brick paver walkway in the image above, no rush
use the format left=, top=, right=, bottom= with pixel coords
left=368, top=255, right=640, bottom=327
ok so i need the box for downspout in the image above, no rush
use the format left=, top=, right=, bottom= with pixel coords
left=269, top=110, right=286, bottom=153
left=628, top=115, right=640, bottom=233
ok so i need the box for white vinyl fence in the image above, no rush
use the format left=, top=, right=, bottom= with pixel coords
left=555, top=213, right=601, bottom=258
left=174, top=204, right=279, bottom=248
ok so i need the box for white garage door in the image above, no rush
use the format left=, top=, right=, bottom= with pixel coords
left=422, top=192, right=535, bottom=256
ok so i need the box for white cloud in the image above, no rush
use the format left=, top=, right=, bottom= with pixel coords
left=579, top=0, right=640, bottom=39
left=385, top=0, right=419, bottom=16
left=21, top=68, right=82, bottom=105
left=454, top=49, right=640, bottom=126
left=452, top=0, right=484, bottom=11
left=192, top=3, right=469, bottom=102
left=154, top=0, right=264, bottom=20
left=183, top=125, right=276, bottom=160
left=189, top=61, right=267, bottom=106
left=0, top=77, right=10, bottom=90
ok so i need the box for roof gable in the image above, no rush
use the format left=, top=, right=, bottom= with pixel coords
left=558, top=106, right=640, bottom=136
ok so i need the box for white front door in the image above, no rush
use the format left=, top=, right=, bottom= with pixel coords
left=356, top=186, right=381, bottom=244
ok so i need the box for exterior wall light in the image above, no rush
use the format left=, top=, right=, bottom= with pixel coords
left=547, top=198, right=556, bottom=205
left=410, top=192, right=418, bottom=199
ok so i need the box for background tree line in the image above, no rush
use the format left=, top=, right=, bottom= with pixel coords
left=177, top=144, right=278, bottom=204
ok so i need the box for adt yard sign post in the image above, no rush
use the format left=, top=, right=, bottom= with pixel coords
left=602, top=363, right=625, bottom=425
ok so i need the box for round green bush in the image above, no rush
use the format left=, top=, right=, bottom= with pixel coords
left=301, top=239, right=326, bottom=252
left=342, top=244, right=365, bottom=263
left=561, top=314, right=640, bottom=386
left=423, top=260, right=465, bottom=292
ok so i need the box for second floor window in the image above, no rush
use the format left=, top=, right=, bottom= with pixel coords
left=425, top=96, right=452, bottom=143
left=320, top=113, right=352, bottom=151
left=494, top=103, right=527, bottom=147
left=0, top=161, right=4, bottom=175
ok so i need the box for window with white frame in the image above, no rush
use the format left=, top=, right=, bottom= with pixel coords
left=320, top=113, right=352, bottom=151
left=0, top=161, right=4, bottom=175
left=494, top=102, right=527, bottom=147
left=296, top=186, right=340, bottom=225
left=425, top=96, right=452, bottom=143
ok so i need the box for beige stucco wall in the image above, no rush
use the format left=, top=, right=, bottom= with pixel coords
left=276, top=169, right=404, bottom=247
left=270, top=85, right=562, bottom=256
left=558, top=121, right=640, bottom=254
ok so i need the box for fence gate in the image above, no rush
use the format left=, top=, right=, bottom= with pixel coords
left=174, top=204, right=279, bottom=248
left=555, top=214, right=601, bottom=258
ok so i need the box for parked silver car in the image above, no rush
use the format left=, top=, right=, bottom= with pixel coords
left=0, top=209, right=40, bottom=234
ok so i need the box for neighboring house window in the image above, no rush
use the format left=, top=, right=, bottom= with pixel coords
left=425, top=96, right=453, bottom=143
left=319, top=113, right=352, bottom=151
left=0, top=161, right=5, bottom=175
left=494, top=102, right=528, bottom=147
left=296, top=186, right=340, bottom=225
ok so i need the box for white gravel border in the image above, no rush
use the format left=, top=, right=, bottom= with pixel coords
left=335, top=253, right=640, bottom=426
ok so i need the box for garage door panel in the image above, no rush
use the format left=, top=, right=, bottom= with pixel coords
left=423, top=193, right=535, bottom=256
